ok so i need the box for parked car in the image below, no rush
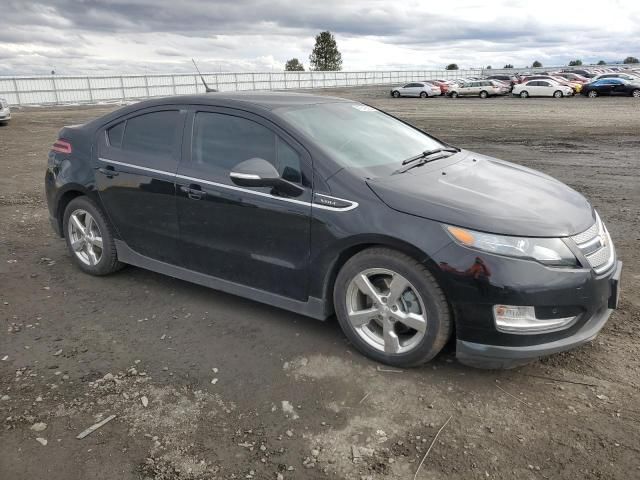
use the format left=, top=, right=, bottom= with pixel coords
left=45, top=92, right=621, bottom=369
left=591, top=73, right=640, bottom=82
left=521, top=75, right=582, bottom=93
left=390, top=82, right=441, bottom=98
left=0, top=98, right=10, bottom=125
left=581, top=78, right=640, bottom=97
left=512, top=80, right=574, bottom=98
left=563, top=69, right=596, bottom=78
left=486, top=75, right=518, bottom=88
left=448, top=80, right=508, bottom=98
left=421, top=80, right=449, bottom=95
left=556, top=72, right=589, bottom=84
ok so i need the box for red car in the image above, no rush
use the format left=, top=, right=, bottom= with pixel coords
left=421, top=80, right=448, bottom=95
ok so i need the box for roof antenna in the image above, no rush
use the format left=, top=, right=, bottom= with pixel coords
left=192, top=58, right=217, bottom=92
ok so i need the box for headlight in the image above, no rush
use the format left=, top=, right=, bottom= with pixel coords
left=445, top=225, right=577, bottom=267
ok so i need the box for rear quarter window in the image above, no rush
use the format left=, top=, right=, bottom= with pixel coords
left=122, top=110, right=179, bottom=157
left=107, top=121, right=125, bottom=148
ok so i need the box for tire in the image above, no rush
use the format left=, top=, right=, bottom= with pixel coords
left=479, top=90, right=488, bottom=99
left=450, top=91, right=458, bottom=98
left=632, top=89, right=640, bottom=98
left=553, top=90, right=563, bottom=98
left=392, top=91, right=400, bottom=98
left=62, top=196, right=123, bottom=276
left=519, top=91, right=529, bottom=98
left=333, top=248, right=452, bottom=368
left=588, top=90, right=598, bottom=98
left=420, top=91, right=427, bottom=98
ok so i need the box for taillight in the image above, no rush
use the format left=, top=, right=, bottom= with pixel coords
left=52, top=139, right=72, bottom=154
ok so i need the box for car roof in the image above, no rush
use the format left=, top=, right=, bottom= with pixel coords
left=84, top=92, right=353, bottom=128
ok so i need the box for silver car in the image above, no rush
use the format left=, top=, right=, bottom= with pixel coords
left=390, top=82, right=441, bottom=98
left=0, top=98, right=10, bottom=125
left=449, top=80, right=508, bottom=98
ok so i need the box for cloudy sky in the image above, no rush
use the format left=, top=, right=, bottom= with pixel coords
left=1, top=0, right=639, bottom=75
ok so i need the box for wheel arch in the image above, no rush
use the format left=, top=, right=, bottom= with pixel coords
left=316, top=235, right=447, bottom=318
left=54, top=185, right=106, bottom=238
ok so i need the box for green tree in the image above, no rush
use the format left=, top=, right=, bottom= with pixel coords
left=532, top=60, right=542, bottom=68
left=597, top=60, right=606, bottom=65
left=624, top=56, right=639, bottom=64
left=285, top=58, right=304, bottom=71
left=568, top=59, right=583, bottom=66
left=309, top=31, right=342, bottom=71
left=486, top=65, right=492, bottom=69
left=445, top=63, right=459, bottom=70
left=503, top=64, right=514, bottom=69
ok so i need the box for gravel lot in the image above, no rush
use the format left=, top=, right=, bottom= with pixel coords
left=1, top=89, right=639, bottom=480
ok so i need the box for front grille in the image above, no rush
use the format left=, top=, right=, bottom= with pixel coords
left=571, top=212, right=615, bottom=274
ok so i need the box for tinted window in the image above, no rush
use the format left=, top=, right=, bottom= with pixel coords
left=539, top=81, right=550, bottom=87
left=107, top=121, right=125, bottom=148
left=122, top=111, right=179, bottom=157
left=192, top=112, right=301, bottom=184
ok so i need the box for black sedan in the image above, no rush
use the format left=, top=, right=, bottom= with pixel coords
left=581, top=78, right=640, bottom=97
left=45, top=92, right=621, bottom=369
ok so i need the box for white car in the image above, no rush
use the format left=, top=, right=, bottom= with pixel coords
left=512, top=80, right=573, bottom=98
left=448, top=80, right=508, bottom=98
left=0, top=98, right=10, bottom=125
left=390, top=82, right=441, bottom=98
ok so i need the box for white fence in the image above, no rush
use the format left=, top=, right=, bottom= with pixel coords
left=0, top=67, right=552, bottom=106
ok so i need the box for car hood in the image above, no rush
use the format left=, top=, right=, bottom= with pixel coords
left=366, top=151, right=595, bottom=237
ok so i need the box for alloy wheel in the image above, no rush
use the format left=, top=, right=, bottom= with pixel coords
left=588, top=90, right=597, bottom=98
left=67, top=209, right=103, bottom=266
left=632, top=89, right=640, bottom=98
left=345, top=268, right=427, bottom=354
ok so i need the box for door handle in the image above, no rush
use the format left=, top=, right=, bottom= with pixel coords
left=97, top=166, right=119, bottom=178
left=180, top=184, right=205, bottom=200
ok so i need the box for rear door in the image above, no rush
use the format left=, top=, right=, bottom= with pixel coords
left=175, top=107, right=312, bottom=300
left=96, top=107, right=185, bottom=264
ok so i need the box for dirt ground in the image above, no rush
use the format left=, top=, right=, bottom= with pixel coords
left=1, top=89, right=639, bottom=480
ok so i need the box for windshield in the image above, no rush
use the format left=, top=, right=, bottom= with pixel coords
left=277, top=102, right=445, bottom=175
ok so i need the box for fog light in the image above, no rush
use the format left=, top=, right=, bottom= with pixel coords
left=493, top=305, right=577, bottom=334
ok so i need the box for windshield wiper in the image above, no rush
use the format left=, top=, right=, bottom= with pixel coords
left=394, top=147, right=460, bottom=174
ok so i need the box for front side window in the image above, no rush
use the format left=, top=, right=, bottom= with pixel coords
left=122, top=110, right=179, bottom=157
left=277, top=102, right=445, bottom=176
left=191, top=112, right=301, bottom=184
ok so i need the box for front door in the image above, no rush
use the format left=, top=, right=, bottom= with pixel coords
left=95, top=108, right=184, bottom=264
left=175, top=108, right=312, bottom=300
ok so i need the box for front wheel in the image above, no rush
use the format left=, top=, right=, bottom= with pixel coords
left=63, top=196, right=123, bottom=276
left=553, top=90, right=563, bottom=98
left=420, top=91, right=427, bottom=98
left=450, top=91, right=459, bottom=98
left=334, top=248, right=452, bottom=367
left=632, top=89, right=640, bottom=98
left=519, top=91, right=529, bottom=98
left=588, top=90, right=598, bottom=98
left=479, top=90, right=488, bottom=99
left=392, top=91, right=400, bottom=98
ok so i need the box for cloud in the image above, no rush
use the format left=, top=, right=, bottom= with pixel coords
left=0, top=0, right=638, bottom=75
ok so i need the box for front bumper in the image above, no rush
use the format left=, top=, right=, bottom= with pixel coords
left=433, top=233, right=621, bottom=368
left=0, top=108, right=10, bottom=121
left=453, top=260, right=621, bottom=368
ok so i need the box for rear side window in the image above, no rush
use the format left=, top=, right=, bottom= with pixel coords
left=107, top=121, right=125, bottom=148
left=191, top=112, right=302, bottom=184
left=122, top=111, right=179, bottom=157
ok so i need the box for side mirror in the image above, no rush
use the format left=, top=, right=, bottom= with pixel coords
left=230, top=158, right=303, bottom=197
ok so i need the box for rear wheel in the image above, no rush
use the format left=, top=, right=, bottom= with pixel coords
left=479, top=90, right=488, bottom=99
left=632, top=89, right=640, bottom=98
left=588, top=90, right=598, bottom=98
left=392, top=91, right=400, bottom=98
left=450, top=91, right=458, bottom=98
left=63, top=196, right=122, bottom=276
left=553, top=90, right=563, bottom=98
left=334, top=248, right=452, bottom=367
left=520, top=91, right=529, bottom=98
left=420, top=91, right=427, bottom=98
